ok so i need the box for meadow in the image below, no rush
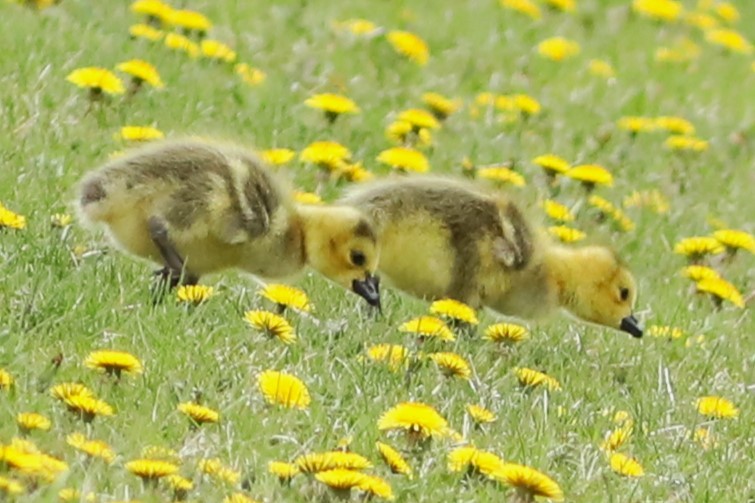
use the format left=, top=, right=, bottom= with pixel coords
left=0, top=0, right=753, bottom=501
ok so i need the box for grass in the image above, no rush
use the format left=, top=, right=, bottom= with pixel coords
left=1, top=0, right=753, bottom=501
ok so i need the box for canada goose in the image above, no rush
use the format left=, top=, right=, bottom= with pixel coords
left=76, top=139, right=381, bottom=306
left=339, top=176, right=642, bottom=337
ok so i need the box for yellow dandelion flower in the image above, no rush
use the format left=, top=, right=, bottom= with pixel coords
left=315, top=468, right=366, bottom=493
left=537, top=37, right=581, bottom=61
left=176, top=284, right=214, bottom=304
left=126, top=458, right=179, bottom=481
left=268, top=461, right=300, bottom=480
left=655, top=38, right=701, bottom=63
left=259, top=148, right=295, bottom=166
left=199, top=457, right=240, bottom=485
left=478, top=167, right=526, bottom=187
left=260, top=283, right=311, bottom=312
left=499, top=0, right=541, bottom=20
left=421, top=92, right=461, bottom=120
left=130, top=23, right=165, bottom=41
left=493, top=463, right=564, bottom=500
left=386, top=30, right=429, bottom=65
left=600, top=423, right=633, bottom=451
left=429, top=298, right=479, bottom=325
left=674, top=237, right=724, bottom=259
left=532, top=154, right=570, bottom=174
left=692, top=427, right=717, bottom=450
left=632, top=0, right=683, bottom=22
left=84, top=349, right=143, bottom=377
left=66, top=67, right=125, bottom=96
left=359, top=474, right=395, bottom=501
left=332, top=18, right=381, bottom=37
left=587, top=196, right=635, bottom=231
left=664, top=135, right=709, bottom=152
left=617, top=116, right=658, bottom=134
left=655, top=116, right=696, bottom=135
left=565, top=164, right=614, bottom=188
left=377, top=147, right=429, bottom=173
left=377, top=402, right=449, bottom=438
left=696, top=277, right=745, bottom=308
left=293, top=191, right=323, bottom=205
left=0, top=368, right=14, bottom=389
left=0, top=203, right=27, bottom=230
left=705, top=28, right=752, bottom=54
left=428, top=352, right=472, bottom=380
left=167, top=9, right=212, bottom=34
left=447, top=446, right=478, bottom=472
left=235, top=63, right=267, bottom=86
left=164, top=33, right=200, bottom=58
left=201, top=39, right=237, bottom=63
left=296, top=452, right=372, bottom=474
left=713, top=2, right=739, bottom=23
left=244, top=310, right=296, bottom=344
left=300, top=140, right=351, bottom=171
left=623, top=189, right=670, bottom=214
left=397, top=108, right=441, bottom=130
left=385, top=121, right=432, bottom=148
left=50, top=213, right=73, bottom=228
left=484, top=323, right=529, bottom=344
left=511, top=94, right=542, bottom=116
left=548, top=225, right=586, bottom=243
left=0, top=476, right=23, bottom=496
left=16, top=412, right=51, bottom=432
left=177, top=402, right=220, bottom=424
left=116, top=59, right=164, bottom=88
left=684, top=11, right=719, bottom=30
left=305, top=93, right=360, bottom=122
left=376, top=442, right=413, bottom=478
left=130, top=0, right=171, bottom=21
left=713, top=229, right=755, bottom=254
left=448, top=447, right=505, bottom=477
left=515, top=367, right=561, bottom=391
left=466, top=404, right=496, bottom=424
left=588, top=59, right=615, bottom=79
left=118, top=126, right=164, bottom=142
left=66, top=433, right=115, bottom=463
left=223, top=493, right=261, bottom=503
left=612, top=410, right=632, bottom=425
left=58, top=488, right=96, bottom=502
left=62, top=394, right=115, bottom=421
left=647, top=325, right=685, bottom=339
left=542, top=200, right=574, bottom=222
left=257, top=370, right=311, bottom=409
left=335, top=162, right=375, bottom=182
left=609, top=452, right=644, bottom=477
left=50, top=382, right=94, bottom=401
left=166, top=474, right=193, bottom=496
left=399, top=316, right=455, bottom=341
left=364, top=344, right=409, bottom=371
left=544, top=0, right=576, bottom=12
left=141, top=445, right=181, bottom=463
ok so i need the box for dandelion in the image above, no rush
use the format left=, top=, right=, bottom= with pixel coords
left=515, top=367, right=561, bottom=391
left=397, top=108, right=441, bottom=131
left=617, top=116, right=657, bottom=134
left=244, top=310, right=296, bottom=344
left=656, top=38, right=701, bottom=62
left=429, top=352, right=472, bottom=379
left=130, top=23, right=165, bottom=41
left=0, top=476, right=23, bottom=496
left=50, top=382, right=95, bottom=401
left=378, top=402, right=449, bottom=439
left=130, top=0, right=172, bottom=25
left=176, top=284, right=214, bottom=305
left=623, top=189, right=670, bottom=214
left=609, top=452, right=644, bottom=477
left=713, top=229, right=755, bottom=254
left=466, top=404, right=496, bottom=424
left=0, top=203, right=27, bottom=230
left=166, top=474, right=193, bottom=499
left=713, top=2, right=739, bottom=24
left=0, top=368, right=14, bottom=389
left=235, top=63, right=267, bottom=86
left=684, top=11, right=719, bottom=30
left=66, top=67, right=125, bottom=98
left=646, top=325, right=685, bottom=339
left=377, top=146, right=430, bottom=173
left=386, top=30, right=429, bottom=65
left=695, top=276, right=744, bottom=308
left=544, top=0, right=576, bottom=12
left=499, top=0, right=541, bottom=20
left=537, top=37, right=581, bottom=61
left=421, top=92, right=461, bottom=120
left=632, top=0, right=682, bottom=22
left=359, top=474, right=395, bottom=500
left=260, top=283, right=311, bottom=312
left=588, top=59, right=615, bottom=79
left=58, top=488, right=96, bottom=502
left=430, top=298, right=479, bottom=325
left=66, top=433, right=115, bottom=463
left=305, top=93, right=360, bottom=123
left=117, top=126, right=164, bottom=142
left=223, top=493, right=260, bottom=503
left=315, top=468, right=366, bottom=496
left=399, top=316, right=455, bottom=341
left=300, top=140, right=351, bottom=172
left=335, top=162, right=375, bottom=182
left=126, top=458, right=179, bottom=484
left=478, top=167, right=526, bottom=187
left=385, top=121, right=432, bottom=148
left=664, top=135, right=709, bottom=152
left=587, top=195, right=635, bottom=231
left=295, top=451, right=372, bottom=474
left=62, top=394, right=115, bottom=422
left=177, top=402, right=220, bottom=424
left=164, top=33, right=200, bottom=58
left=681, top=265, right=720, bottom=281
left=548, top=225, right=586, bottom=243
left=50, top=213, right=73, bottom=228
left=257, top=370, right=311, bottom=409
left=654, top=116, right=695, bottom=135
left=448, top=447, right=505, bottom=478
left=260, top=148, right=295, bottom=166
left=697, top=395, right=739, bottom=419
left=705, top=28, right=752, bottom=54
left=201, top=40, right=237, bottom=63
left=332, top=18, right=380, bottom=37
left=510, top=94, right=542, bottom=116
left=199, top=457, right=241, bottom=485
left=493, top=463, right=564, bottom=501
left=293, top=191, right=323, bottom=205
left=565, top=164, right=614, bottom=189
left=674, top=237, right=724, bottom=261
left=141, top=445, right=181, bottom=463
left=84, top=349, right=143, bottom=378
left=532, top=154, right=571, bottom=182
left=376, top=442, right=413, bottom=477
left=16, top=413, right=51, bottom=433
left=167, top=9, right=212, bottom=36
left=116, top=59, right=164, bottom=90
left=542, top=200, right=574, bottom=222
left=600, top=423, right=633, bottom=452
left=268, top=461, right=300, bottom=481
left=364, top=344, right=409, bottom=371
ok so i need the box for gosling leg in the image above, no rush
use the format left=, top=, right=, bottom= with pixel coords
left=147, top=217, right=198, bottom=289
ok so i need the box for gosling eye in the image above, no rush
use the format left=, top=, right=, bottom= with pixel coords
left=619, top=287, right=630, bottom=302
left=350, top=250, right=366, bottom=267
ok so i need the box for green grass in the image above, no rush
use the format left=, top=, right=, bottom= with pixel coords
left=1, top=0, right=753, bottom=501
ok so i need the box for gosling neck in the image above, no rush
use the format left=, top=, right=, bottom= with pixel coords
left=292, top=204, right=335, bottom=266
left=542, top=244, right=582, bottom=311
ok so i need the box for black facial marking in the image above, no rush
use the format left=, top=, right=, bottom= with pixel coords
left=354, top=219, right=376, bottom=242
left=80, top=177, right=106, bottom=205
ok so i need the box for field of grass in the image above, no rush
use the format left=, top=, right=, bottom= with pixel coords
left=1, top=0, right=753, bottom=501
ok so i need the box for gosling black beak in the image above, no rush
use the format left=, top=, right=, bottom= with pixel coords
left=352, top=274, right=381, bottom=311
left=620, top=314, right=643, bottom=338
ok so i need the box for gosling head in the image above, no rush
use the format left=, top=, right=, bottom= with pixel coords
left=562, top=246, right=643, bottom=338
left=300, top=205, right=381, bottom=309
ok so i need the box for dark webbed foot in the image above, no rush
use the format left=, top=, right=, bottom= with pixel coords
left=147, top=217, right=198, bottom=298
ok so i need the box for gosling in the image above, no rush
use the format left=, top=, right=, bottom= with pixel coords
left=339, top=176, right=643, bottom=337
left=76, top=139, right=381, bottom=306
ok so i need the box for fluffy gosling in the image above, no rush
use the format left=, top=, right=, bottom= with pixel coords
left=76, top=139, right=380, bottom=306
left=339, top=176, right=642, bottom=337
